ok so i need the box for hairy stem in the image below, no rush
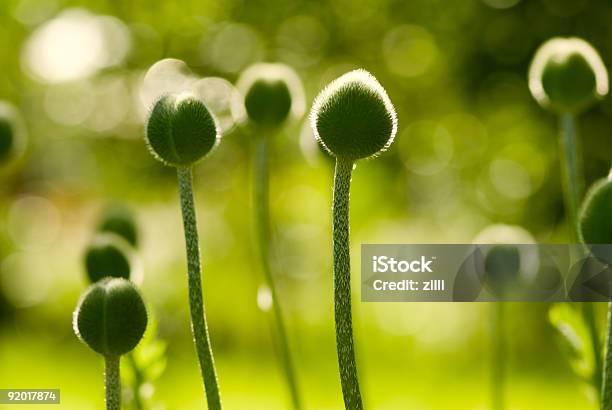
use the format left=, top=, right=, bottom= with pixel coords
left=253, top=136, right=302, bottom=410
left=603, top=303, right=612, bottom=409
left=491, top=302, right=505, bottom=410
left=333, top=158, right=363, bottom=410
left=177, top=166, right=222, bottom=410
left=105, top=355, right=121, bottom=410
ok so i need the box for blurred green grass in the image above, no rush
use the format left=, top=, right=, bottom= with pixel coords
left=1, top=321, right=592, bottom=409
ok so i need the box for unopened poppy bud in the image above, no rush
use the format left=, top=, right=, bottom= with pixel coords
left=73, top=278, right=148, bottom=357
left=145, top=93, right=219, bottom=167
left=529, top=37, right=608, bottom=114
left=238, top=63, right=304, bottom=129
left=310, top=69, right=397, bottom=161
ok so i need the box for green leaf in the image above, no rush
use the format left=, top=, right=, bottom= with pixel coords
left=549, top=303, right=596, bottom=382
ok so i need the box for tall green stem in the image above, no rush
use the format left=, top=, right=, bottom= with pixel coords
left=603, top=303, right=612, bottom=409
left=559, top=113, right=584, bottom=245
left=177, top=166, right=222, bottom=410
left=491, top=302, right=505, bottom=410
left=105, top=355, right=121, bottom=410
left=333, top=158, right=363, bottom=410
left=253, top=136, right=302, bottom=410
left=559, top=113, right=603, bottom=399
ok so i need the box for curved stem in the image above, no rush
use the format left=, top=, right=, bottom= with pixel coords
left=253, top=136, right=302, bottom=410
left=491, top=303, right=505, bottom=410
left=177, top=166, right=222, bottom=410
left=603, top=303, right=612, bottom=409
left=105, top=355, right=121, bottom=410
left=333, top=158, right=363, bottom=410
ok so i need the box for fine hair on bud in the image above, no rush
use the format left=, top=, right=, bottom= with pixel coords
left=0, top=101, right=27, bottom=165
left=84, top=233, right=135, bottom=283
left=97, top=204, right=139, bottom=247
left=237, top=63, right=305, bottom=129
left=145, top=93, right=219, bottom=167
left=73, top=278, right=148, bottom=357
left=529, top=37, right=609, bottom=113
left=310, top=69, right=397, bottom=161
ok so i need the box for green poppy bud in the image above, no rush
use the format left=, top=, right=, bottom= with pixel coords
left=73, top=278, right=148, bottom=357
left=579, top=178, right=612, bottom=264
left=310, top=69, right=398, bottom=161
left=84, top=233, right=134, bottom=283
left=0, top=101, right=27, bottom=165
left=237, top=63, right=305, bottom=129
left=97, top=204, right=139, bottom=247
left=529, top=37, right=608, bottom=114
left=145, top=93, right=219, bottom=167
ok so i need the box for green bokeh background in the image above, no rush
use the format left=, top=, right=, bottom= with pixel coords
left=0, top=0, right=611, bottom=408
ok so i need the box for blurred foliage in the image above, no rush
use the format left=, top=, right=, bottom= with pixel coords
left=1, top=0, right=612, bottom=408
left=549, top=303, right=600, bottom=396
left=122, top=316, right=167, bottom=410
